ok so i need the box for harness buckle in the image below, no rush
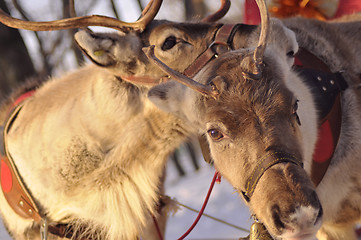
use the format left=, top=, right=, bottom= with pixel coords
left=208, top=40, right=231, bottom=56
left=40, top=218, right=49, bottom=240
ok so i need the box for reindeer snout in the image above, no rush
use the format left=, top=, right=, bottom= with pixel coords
left=268, top=165, right=323, bottom=239
left=270, top=202, right=322, bottom=240
left=270, top=198, right=322, bottom=231
left=251, top=162, right=323, bottom=239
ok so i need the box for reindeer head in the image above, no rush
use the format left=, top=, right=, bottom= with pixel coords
left=0, top=0, right=239, bottom=86
left=71, top=0, right=234, bottom=84
left=144, top=1, right=322, bottom=239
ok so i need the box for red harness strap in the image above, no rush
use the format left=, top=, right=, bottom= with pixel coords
left=1, top=91, right=96, bottom=239
left=0, top=91, right=42, bottom=223
left=294, top=48, right=347, bottom=186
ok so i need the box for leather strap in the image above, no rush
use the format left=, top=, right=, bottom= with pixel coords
left=242, top=151, right=303, bottom=201
left=310, top=94, right=342, bottom=185
left=184, top=24, right=240, bottom=78
left=294, top=47, right=330, bottom=72
left=294, top=47, right=347, bottom=186
left=119, top=75, right=170, bottom=86
left=1, top=98, right=42, bottom=223
left=194, top=25, right=241, bottom=165
left=0, top=92, right=93, bottom=239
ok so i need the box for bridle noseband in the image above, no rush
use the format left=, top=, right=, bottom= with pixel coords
left=241, top=151, right=303, bottom=202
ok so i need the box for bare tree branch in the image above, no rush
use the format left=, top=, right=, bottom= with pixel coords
left=62, top=0, right=84, bottom=66
left=0, top=0, right=35, bottom=96
left=136, top=0, right=143, bottom=12
left=109, top=0, right=120, bottom=19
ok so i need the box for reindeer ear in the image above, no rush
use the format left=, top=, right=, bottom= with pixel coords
left=148, top=81, right=185, bottom=113
left=74, top=30, right=141, bottom=67
left=148, top=81, right=196, bottom=120
left=74, top=30, right=117, bottom=66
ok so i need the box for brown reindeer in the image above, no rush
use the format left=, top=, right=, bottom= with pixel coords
left=0, top=1, right=236, bottom=239
left=141, top=1, right=361, bottom=240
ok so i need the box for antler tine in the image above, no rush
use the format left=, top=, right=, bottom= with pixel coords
left=253, top=0, right=270, bottom=69
left=135, top=0, right=162, bottom=31
left=0, top=0, right=162, bottom=32
left=201, top=0, right=231, bottom=22
left=141, top=0, right=153, bottom=16
left=143, top=46, right=219, bottom=99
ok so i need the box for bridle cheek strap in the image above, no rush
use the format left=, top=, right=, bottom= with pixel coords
left=242, top=151, right=303, bottom=202
left=184, top=24, right=241, bottom=78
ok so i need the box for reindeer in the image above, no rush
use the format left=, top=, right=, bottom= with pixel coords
left=140, top=1, right=361, bottom=239
left=0, top=1, right=239, bottom=239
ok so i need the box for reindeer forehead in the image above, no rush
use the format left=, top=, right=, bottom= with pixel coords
left=202, top=52, right=294, bottom=128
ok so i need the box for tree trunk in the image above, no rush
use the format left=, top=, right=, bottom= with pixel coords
left=185, top=0, right=207, bottom=20
left=0, top=0, right=36, bottom=98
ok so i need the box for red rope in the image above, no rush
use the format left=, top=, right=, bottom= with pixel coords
left=177, top=170, right=220, bottom=240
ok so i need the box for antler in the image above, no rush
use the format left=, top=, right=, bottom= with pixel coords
left=0, top=0, right=162, bottom=32
left=201, top=0, right=231, bottom=22
left=243, top=0, right=270, bottom=80
left=143, top=45, right=220, bottom=99
left=254, top=0, right=270, bottom=67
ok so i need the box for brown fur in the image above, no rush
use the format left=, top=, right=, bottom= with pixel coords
left=148, top=16, right=361, bottom=240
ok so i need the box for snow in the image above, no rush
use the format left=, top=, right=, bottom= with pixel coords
left=164, top=160, right=252, bottom=239
left=0, top=219, right=11, bottom=240
left=0, top=159, right=253, bottom=240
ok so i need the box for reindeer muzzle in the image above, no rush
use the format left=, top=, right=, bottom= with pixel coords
left=242, top=151, right=303, bottom=202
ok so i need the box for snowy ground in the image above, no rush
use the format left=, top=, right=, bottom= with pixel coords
left=0, top=219, right=10, bottom=240
left=0, top=157, right=253, bottom=240
left=164, top=160, right=252, bottom=240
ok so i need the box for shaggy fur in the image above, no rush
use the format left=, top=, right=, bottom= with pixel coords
left=148, top=16, right=361, bottom=240
left=0, top=66, right=191, bottom=240
left=0, top=18, right=271, bottom=240
left=1, top=12, right=360, bottom=240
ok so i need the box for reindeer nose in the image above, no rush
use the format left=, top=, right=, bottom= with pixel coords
left=271, top=205, right=286, bottom=230
left=270, top=197, right=323, bottom=235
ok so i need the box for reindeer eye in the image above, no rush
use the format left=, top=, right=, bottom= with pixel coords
left=161, top=36, right=177, bottom=51
left=207, top=129, right=224, bottom=141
